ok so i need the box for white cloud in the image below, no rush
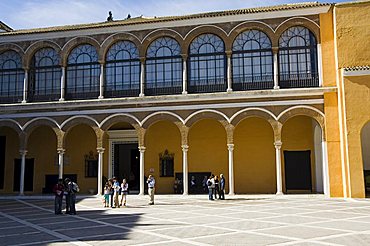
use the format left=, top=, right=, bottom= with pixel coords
left=0, top=0, right=342, bottom=30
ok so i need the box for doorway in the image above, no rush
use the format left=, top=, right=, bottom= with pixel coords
left=113, top=143, right=139, bottom=193
left=284, top=150, right=312, bottom=192
left=13, top=158, right=34, bottom=192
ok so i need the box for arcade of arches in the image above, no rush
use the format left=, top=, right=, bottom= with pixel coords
left=0, top=107, right=330, bottom=197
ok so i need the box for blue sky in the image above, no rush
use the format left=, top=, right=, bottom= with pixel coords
left=0, top=0, right=350, bottom=30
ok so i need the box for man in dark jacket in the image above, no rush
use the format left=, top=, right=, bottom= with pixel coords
left=53, top=179, right=64, bottom=215
left=219, top=174, right=226, bottom=200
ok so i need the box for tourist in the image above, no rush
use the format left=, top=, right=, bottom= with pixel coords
left=103, top=182, right=110, bottom=207
left=147, top=175, right=155, bottom=205
left=65, top=178, right=79, bottom=215
left=53, top=179, right=64, bottom=215
left=120, top=179, right=128, bottom=207
left=207, top=175, right=215, bottom=200
left=214, top=175, right=220, bottom=199
left=112, top=177, right=120, bottom=208
left=219, top=174, right=226, bottom=200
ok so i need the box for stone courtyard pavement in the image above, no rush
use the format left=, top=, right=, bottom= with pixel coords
left=1, top=195, right=370, bottom=246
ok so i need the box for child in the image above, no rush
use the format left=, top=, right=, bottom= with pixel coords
left=103, top=182, right=110, bottom=207
left=120, top=179, right=128, bottom=207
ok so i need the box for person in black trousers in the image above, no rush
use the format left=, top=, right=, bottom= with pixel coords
left=219, top=174, right=226, bottom=200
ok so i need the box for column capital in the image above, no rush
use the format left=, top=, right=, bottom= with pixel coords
left=274, top=141, right=282, bottom=149
left=138, top=146, right=146, bottom=153
left=227, top=143, right=234, bottom=151
left=272, top=47, right=279, bottom=54
left=19, top=150, right=28, bottom=156
left=139, top=57, right=146, bottom=63
left=97, top=147, right=105, bottom=154
left=22, top=67, right=29, bottom=71
left=181, top=53, right=188, bottom=60
left=225, top=50, right=232, bottom=57
left=57, top=148, right=65, bottom=154
left=181, top=145, right=189, bottom=152
left=98, top=60, right=105, bottom=65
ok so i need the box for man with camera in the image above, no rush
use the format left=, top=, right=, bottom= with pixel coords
left=147, top=175, right=155, bottom=205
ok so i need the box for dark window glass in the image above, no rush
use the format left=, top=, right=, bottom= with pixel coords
left=159, top=150, right=174, bottom=177
left=106, top=41, right=140, bottom=97
left=0, top=51, right=24, bottom=103
left=145, top=37, right=182, bottom=95
left=188, top=34, right=226, bottom=93
left=29, top=48, right=61, bottom=102
left=278, top=26, right=318, bottom=88
left=232, top=30, right=273, bottom=90
left=66, top=44, right=100, bottom=100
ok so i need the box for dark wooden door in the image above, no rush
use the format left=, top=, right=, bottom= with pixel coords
left=13, top=158, right=34, bottom=192
left=284, top=150, right=312, bottom=191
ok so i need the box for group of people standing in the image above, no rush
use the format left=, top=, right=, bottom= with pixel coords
left=206, top=174, right=226, bottom=200
left=53, top=178, right=80, bottom=215
left=103, top=177, right=129, bottom=208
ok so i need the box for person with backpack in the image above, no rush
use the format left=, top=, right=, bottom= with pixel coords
left=53, top=179, right=64, bottom=215
left=65, top=178, right=79, bottom=215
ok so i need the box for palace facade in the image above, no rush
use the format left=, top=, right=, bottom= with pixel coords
left=0, top=2, right=369, bottom=197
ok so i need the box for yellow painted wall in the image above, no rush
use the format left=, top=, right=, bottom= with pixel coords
left=320, top=11, right=336, bottom=87
left=281, top=116, right=316, bottom=193
left=324, top=92, right=344, bottom=197
left=27, top=126, right=57, bottom=193
left=188, top=119, right=228, bottom=191
left=335, top=2, right=370, bottom=68
left=234, top=118, right=276, bottom=193
left=145, top=120, right=181, bottom=194
left=65, top=124, right=97, bottom=194
left=0, top=127, right=20, bottom=193
left=344, top=76, right=370, bottom=197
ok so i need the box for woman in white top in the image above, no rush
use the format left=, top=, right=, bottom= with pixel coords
left=120, top=179, right=129, bottom=207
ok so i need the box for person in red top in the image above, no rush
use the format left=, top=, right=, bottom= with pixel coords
left=53, top=179, right=64, bottom=215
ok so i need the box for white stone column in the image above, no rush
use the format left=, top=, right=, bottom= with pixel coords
left=19, top=150, right=27, bottom=195
left=317, top=43, right=323, bottom=87
left=22, top=69, right=28, bottom=103
left=57, top=148, right=65, bottom=179
left=139, top=146, right=146, bottom=195
left=322, top=140, right=330, bottom=197
left=182, top=55, right=188, bottom=95
left=273, top=48, right=279, bottom=90
left=227, top=144, right=235, bottom=195
left=97, top=147, right=105, bottom=195
left=139, top=58, right=145, bottom=97
left=226, top=52, right=232, bottom=92
left=274, top=141, right=283, bottom=195
left=98, top=63, right=104, bottom=99
left=59, top=66, right=66, bottom=101
left=182, top=145, right=189, bottom=195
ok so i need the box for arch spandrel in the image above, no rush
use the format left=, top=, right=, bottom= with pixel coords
left=0, top=119, right=23, bottom=136
left=275, top=17, right=320, bottom=44
left=141, top=111, right=184, bottom=129
left=100, top=114, right=140, bottom=131
left=60, top=116, right=99, bottom=133
left=100, top=33, right=142, bottom=61
left=184, top=25, right=230, bottom=54
left=278, top=106, right=326, bottom=140
left=184, top=110, right=229, bottom=128
left=141, top=29, right=184, bottom=57
left=61, top=37, right=101, bottom=66
left=229, top=22, right=276, bottom=48
left=24, top=41, right=62, bottom=67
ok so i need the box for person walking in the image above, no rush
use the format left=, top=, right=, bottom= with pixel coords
left=219, top=174, right=226, bottom=200
left=147, top=175, right=155, bottom=205
left=53, top=179, right=64, bottom=215
left=120, top=179, right=128, bottom=207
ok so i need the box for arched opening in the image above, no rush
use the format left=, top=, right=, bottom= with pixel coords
left=105, top=122, right=139, bottom=192
left=281, top=115, right=324, bottom=194
left=65, top=124, right=97, bottom=194
left=27, top=125, right=57, bottom=193
left=145, top=120, right=181, bottom=194
left=234, top=117, right=276, bottom=193
left=361, top=121, right=370, bottom=197
left=0, top=126, right=20, bottom=193
left=188, top=119, right=228, bottom=194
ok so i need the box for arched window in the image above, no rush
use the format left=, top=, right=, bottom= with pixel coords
left=106, top=41, right=140, bottom=97
left=188, top=34, right=226, bottom=93
left=0, top=50, right=24, bottom=103
left=232, top=30, right=273, bottom=90
left=66, top=44, right=100, bottom=100
left=146, top=37, right=182, bottom=95
left=29, top=48, right=61, bottom=102
left=278, top=26, right=318, bottom=88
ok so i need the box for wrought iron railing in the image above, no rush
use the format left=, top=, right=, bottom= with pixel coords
left=144, top=81, right=182, bottom=96
left=104, top=88, right=140, bottom=98
left=233, top=75, right=274, bottom=91
left=65, top=85, right=100, bottom=100
left=0, top=94, right=23, bottom=104
left=279, top=73, right=319, bottom=88
left=188, top=78, right=227, bottom=93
